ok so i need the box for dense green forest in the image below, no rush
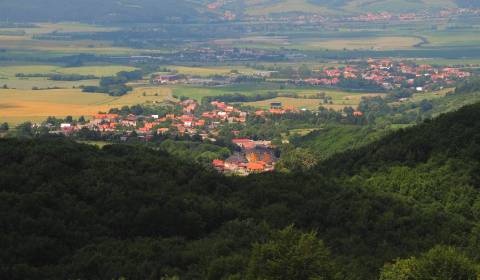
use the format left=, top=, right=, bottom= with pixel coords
left=2, top=102, right=480, bottom=279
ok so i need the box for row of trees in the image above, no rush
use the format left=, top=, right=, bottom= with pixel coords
left=82, top=70, right=143, bottom=96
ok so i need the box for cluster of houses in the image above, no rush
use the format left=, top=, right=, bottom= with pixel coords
left=350, top=8, right=480, bottom=22
left=239, top=7, right=480, bottom=26
left=212, top=138, right=277, bottom=175
left=80, top=99, right=248, bottom=140
left=51, top=97, right=289, bottom=174
left=300, top=59, right=472, bottom=91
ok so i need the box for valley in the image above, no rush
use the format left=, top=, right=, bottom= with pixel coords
left=1, top=1, right=480, bottom=279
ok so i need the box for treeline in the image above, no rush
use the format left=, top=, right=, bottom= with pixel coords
left=16, top=73, right=97, bottom=81
left=82, top=70, right=143, bottom=96
left=2, top=103, right=480, bottom=279
left=455, top=78, right=480, bottom=94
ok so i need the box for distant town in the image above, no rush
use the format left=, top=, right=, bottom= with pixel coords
left=153, top=58, right=473, bottom=93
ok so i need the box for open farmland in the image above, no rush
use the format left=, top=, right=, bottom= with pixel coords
left=165, top=65, right=258, bottom=77
left=0, top=64, right=137, bottom=90
left=299, top=36, right=422, bottom=50
left=245, top=0, right=338, bottom=15
left=0, top=87, right=173, bottom=125
left=0, top=23, right=146, bottom=55
left=243, top=91, right=385, bottom=110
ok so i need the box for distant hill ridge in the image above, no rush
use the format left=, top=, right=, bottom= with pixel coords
left=0, top=0, right=202, bottom=23
left=0, top=0, right=478, bottom=23
left=199, top=0, right=479, bottom=16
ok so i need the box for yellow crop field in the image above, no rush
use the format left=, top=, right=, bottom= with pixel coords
left=0, top=86, right=173, bottom=125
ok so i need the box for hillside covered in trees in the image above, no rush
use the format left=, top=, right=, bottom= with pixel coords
left=2, top=103, right=480, bottom=279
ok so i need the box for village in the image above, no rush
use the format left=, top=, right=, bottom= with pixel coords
left=47, top=98, right=298, bottom=175
left=299, top=59, right=472, bottom=92
left=152, top=59, right=473, bottom=93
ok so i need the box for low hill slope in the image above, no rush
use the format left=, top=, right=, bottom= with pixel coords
left=320, top=102, right=480, bottom=175
left=1, top=102, right=480, bottom=279
left=0, top=0, right=201, bottom=23
left=205, top=0, right=473, bottom=16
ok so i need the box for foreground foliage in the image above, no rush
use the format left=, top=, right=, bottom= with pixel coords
left=2, top=103, right=480, bottom=279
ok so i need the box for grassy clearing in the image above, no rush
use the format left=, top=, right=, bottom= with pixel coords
left=171, top=86, right=231, bottom=101
left=0, top=86, right=172, bottom=125
left=410, top=88, right=452, bottom=102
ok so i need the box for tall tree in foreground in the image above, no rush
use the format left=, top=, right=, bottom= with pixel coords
left=247, top=225, right=337, bottom=280
left=380, top=246, right=479, bottom=280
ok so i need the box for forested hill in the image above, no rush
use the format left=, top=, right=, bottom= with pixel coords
left=2, top=103, right=480, bottom=279
left=0, top=0, right=202, bottom=23
left=320, top=102, right=480, bottom=176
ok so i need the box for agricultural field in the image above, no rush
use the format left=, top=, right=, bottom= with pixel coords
left=244, top=90, right=384, bottom=110
left=0, top=64, right=137, bottom=90
left=244, top=0, right=337, bottom=16
left=0, top=86, right=173, bottom=125
left=422, top=30, right=480, bottom=48
left=172, top=84, right=385, bottom=106
left=297, top=36, right=422, bottom=50
left=343, top=0, right=456, bottom=13
left=212, top=33, right=417, bottom=52
left=163, top=65, right=258, bottom=77
left=0, top=22, right=145, bottom=55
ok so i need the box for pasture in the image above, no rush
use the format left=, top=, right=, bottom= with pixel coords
left=0, top=86, right=172, bottom=125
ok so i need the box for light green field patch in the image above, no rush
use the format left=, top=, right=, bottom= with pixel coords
left=422, top=31, right=480, bottom=48
left=165, top=65, right=258, bottom=77
left=298, top=36, right=422, bottom=51
left=171, top=86, right=230, bottom=101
